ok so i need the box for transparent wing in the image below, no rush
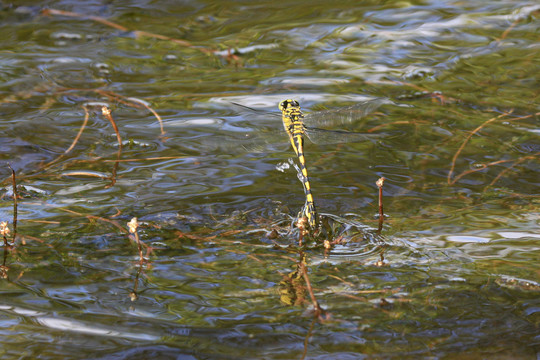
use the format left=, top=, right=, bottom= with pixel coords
left=230, top=102, right=281, bottom=121
left=230, top=102, right=287, bottom=153
left=242, top=127, right=379, bottom=151
left=305, top=127, right=380, bottom=145
left=303, top=98, right=389, bottom=128
left=229, top=99, right=386, bottom=152
left=235, top=128, right=292, bottom=153
left=241, top=134, right=290, bottom=153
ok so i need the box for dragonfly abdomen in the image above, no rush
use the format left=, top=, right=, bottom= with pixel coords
left=291, top=133, right=318, bottom=229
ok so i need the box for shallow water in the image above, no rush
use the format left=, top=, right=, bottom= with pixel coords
left=0, top=1, right=539, bottom=359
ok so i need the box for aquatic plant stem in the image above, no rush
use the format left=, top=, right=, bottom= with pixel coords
left=376, top=177, right=385, bottom=232
left=41, top=105, right=90, bottom=171
left=7, top=164, right=18, bottom=242
left=448, top=112, right=511, bottom=184
left=127, top=217, right=144, bottom=265
left=125, top=97, right=166, bottom=136
left=376, top=177, right=385, bottom=218
left=101, top=106, right=122, bottom=187
left=448, top=111, right=539, bottom=185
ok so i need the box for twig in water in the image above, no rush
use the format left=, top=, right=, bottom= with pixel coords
left=486, top=153, right=539, bottom=189
left=448, top=112, right=511, bottom=184
left=41, top=105, right=90, bottom=171
left=495, top=7, right=539, bottom=43
left=93, top=91, right=167, bottom=136
left=448, top=111, right=540, bottom=185
left=125, top=97, right=166, bottom=136
left=448, top=111, right=510, bottom=184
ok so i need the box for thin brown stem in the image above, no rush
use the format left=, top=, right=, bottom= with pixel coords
left=127, top=218, right=144, bottom=265
left=485, top=153, right=539, bottom=189
left=42, top=106, right=90, bottom=171
left=51, top=206, right=128, bottom=234
left=448, top=112, right=510, bottom=184
left=7, top=164, right=18, bottom=241
left=376, top=177, right=385, bottom=218
left=101, top=106, right=122, bottom=187
left=376, top=177, right=385, bottom=233
left=448, top=111, right=540, bottom=185
left=101, top=106, right=122, bottom=150
left=496, top=11, right=531, bottom=43
left=125, top=97, right=166, bottom=136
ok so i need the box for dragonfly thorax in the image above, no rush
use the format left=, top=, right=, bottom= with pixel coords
left=279, top=99, right=304, bottom=124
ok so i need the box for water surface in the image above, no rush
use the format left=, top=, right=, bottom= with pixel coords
left=0, top=1, right=539, bottom=359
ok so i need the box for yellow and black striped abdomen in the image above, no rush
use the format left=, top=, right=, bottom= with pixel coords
left=290, top=131, right=318, bottom=229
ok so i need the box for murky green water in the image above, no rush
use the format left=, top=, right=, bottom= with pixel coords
left=1, top=1, right=539, bottom=359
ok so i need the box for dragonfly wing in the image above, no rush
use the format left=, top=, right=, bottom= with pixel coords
left=230, top=102, right=281, bottom=122
left=305, top=127, right=381, bottom=145
left=240, top=131, right=290, bottom=153
left=230, top=102, right=288, bottom=153
left=303, top=97, right=389, bottom=128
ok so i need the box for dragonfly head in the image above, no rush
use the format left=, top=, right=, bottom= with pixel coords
left=279, top=99, right=300, bottom=112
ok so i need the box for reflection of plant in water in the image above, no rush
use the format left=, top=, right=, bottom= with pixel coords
left=0, top=222, right=12, bottom=279
left=279, top=252, right=307, bottom=306
left=278, top=251, right=328, bottom=320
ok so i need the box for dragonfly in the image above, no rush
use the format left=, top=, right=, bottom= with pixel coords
left=232, top=97, right=388, bottom=230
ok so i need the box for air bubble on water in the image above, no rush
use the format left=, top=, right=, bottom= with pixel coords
left=275, top=162, right=290, bottom=172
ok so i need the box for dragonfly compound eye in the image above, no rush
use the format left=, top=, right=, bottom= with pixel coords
left=279, top=99, right=300, bottom=111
